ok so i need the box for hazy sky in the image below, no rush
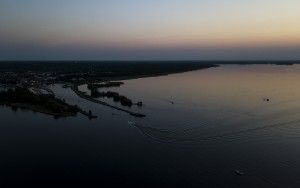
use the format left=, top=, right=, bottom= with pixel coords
left=1, top=0, right=300, bottom=60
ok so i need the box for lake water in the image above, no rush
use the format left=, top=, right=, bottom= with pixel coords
left=1, top=65, right=300, bottom=187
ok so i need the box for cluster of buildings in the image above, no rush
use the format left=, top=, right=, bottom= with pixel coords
left=0, top=71, right=94, bottom=88
left=0, top=71, right=57, bottom=87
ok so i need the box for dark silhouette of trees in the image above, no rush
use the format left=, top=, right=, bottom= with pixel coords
left=0, top=87, right=79, bottom=114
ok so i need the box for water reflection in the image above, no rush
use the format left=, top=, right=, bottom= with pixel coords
left=2, top=65, right=300, bottom=187
left=109, top=65, right=300, bottom=146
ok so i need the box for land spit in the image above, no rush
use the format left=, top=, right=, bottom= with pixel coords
left=0, top=87, right=97, bottom=119
left=72, top=85, right=146, bottom=118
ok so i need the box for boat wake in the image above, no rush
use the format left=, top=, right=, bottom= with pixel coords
left=132, top=118, right=300, bottom=145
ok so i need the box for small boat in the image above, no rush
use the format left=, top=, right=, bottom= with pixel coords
left=235, top=170, right=245, bottom=176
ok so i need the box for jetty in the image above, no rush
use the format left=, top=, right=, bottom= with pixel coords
left=78, top=109, right=98, bottom=119
left=71, top=85, right=146, bottom=118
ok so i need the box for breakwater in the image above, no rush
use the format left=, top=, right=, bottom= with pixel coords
left=71, top=85, right=146, bottom=118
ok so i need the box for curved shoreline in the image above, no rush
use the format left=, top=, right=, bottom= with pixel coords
left=0, top=63, right=217, bottom=119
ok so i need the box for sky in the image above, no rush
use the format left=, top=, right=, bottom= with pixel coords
left=0, top=0, right=300, bottom=60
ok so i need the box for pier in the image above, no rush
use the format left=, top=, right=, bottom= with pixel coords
left=71, top=85, right=146, bottom=118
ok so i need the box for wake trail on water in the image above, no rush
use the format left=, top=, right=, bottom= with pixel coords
left=133, top=118, right=300, bottom=145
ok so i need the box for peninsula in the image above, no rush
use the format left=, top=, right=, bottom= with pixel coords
left=0, top=87, right=79, bottom=117
left=0, top=62, right=217, bottom=118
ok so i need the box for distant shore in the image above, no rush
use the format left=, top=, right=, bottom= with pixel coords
left=0, top=62, right=218, bottom=87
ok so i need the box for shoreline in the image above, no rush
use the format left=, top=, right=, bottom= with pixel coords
left=0, top=102, right=98, bottom=119
left=0, top=88, right=98, bottom=119
left=71, top=64, right=219, bottom=84
left=0, top=102, right=77, bottom=118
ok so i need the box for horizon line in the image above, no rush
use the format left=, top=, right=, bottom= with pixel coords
left=0, top=60, right=300, bottom=62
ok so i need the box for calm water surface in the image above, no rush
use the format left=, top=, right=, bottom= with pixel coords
left=1, top=65, right=300, bottom=187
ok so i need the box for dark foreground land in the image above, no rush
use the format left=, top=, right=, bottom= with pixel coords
left=0, top=87, right=80, bottom=118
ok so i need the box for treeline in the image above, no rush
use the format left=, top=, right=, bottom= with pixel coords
left=87, top=82, right=124, bottom=90
left=0, top=87, right=79, bottom=114
left=90, top=90, right=133, bottom=107
left=0, top=62, right=216, bottom=76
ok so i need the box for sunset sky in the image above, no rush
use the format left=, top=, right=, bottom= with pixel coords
left=1, top=0, right=300, bottom=60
